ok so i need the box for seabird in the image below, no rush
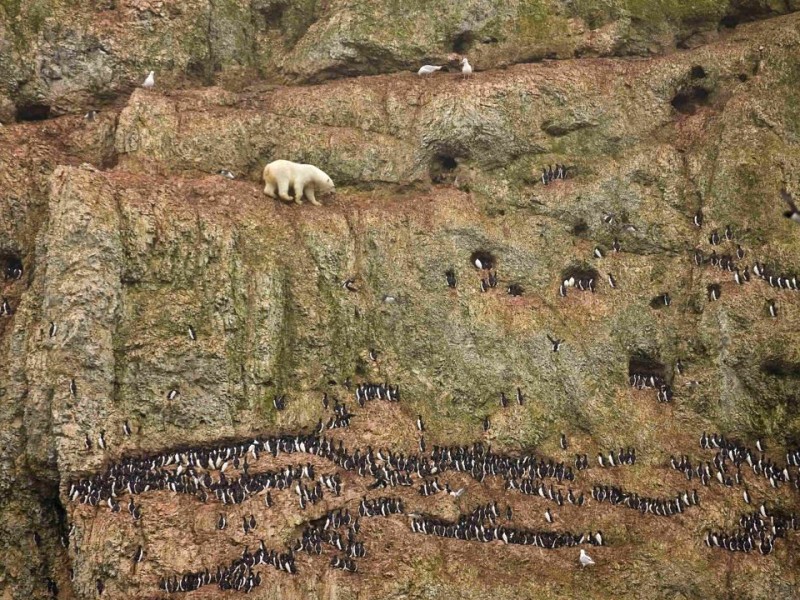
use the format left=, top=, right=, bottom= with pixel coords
left=734, top=269, right=743, bottom=285
left=547, top=334, right=562, bottom=352
left=709, top=230, right=720, bottom=245
left=676, top=359, right=684, bottom=375
left=416, top=415, right=425, bottom=432
left=369, top=348, right=378, bottom=362
left=217, top=169, right=235, bottom=179
left=756, top=439, right=764, bottom=452
left=133, top=545, right=144, bottom=563
left=507, top=283, right=523, bottom=296
left=607, top=273, right=616, bottom=289
left=767, top=299, right=777, bottom=318
left=49, top=322, right=57, bottom=337
left=217, top=514, right=227, bottom=530
left=782, top=189, right=800, bottom=223
left=559, top=283, right=568, bottom=297
left=612, top=239, right=621, bottom=253
left=545, top=508, right=553, bottom=523
left=98, top=430, right=106, bottom=450
left=516, top=387, right=524, bottom=405
left=188, top=325, right=196, bottom=340
left=736, top=245, right=745, bottom=260
left=662, top=293, right=671, bottom=306
left=70, top=379, right=77, bottom=397
left=693, top=210, right=703, bottom=227
left=724, top=225, right=733, bottom=241
left=480, top=279, right=488, bottom=292
left=579, top=549, right=595, bottom=567
left=743, top=488, right=751, bottom=504
left=342, top=278, right=358, bottom=292
left=460, top=57, right=473, bottom=78
left=483, top=416, right=490, bottom=432
left=560, top=433, right=568, bottom=450
left=417, top=65, right=443, bottom=76
left=500, top=392, right=508, bottom=408
left=142, top=71, right=155, bottom=89
left=84, top=110, right=98, bottom=121
left=594, top=247, right=604, bottom=259
left=445, top=269, right=457, bottom=288
left=123, top=420, right=132, bottom=436
left=167, top=389, right=179, bottom=400
left=446, top=484, right=465, bottom=498
left=708, top=285, right=720, bottom=301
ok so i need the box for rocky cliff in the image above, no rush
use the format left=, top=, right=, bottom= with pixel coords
left=1, top=2, right=800, bottom=599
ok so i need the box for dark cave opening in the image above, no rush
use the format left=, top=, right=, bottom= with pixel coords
left=15, top=103, right=51, bottom=122
left=671, top=86, right=710, bottom=115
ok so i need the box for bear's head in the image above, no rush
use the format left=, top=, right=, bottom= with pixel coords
left=319, top=176, right=335, bottom=195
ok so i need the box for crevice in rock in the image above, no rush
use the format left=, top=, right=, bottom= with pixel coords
left=469, top=250, right=496, bottom=270
left=671, top=86, right=710, bottom=115
left=760, top=358, right=800, bottom=379
left=628, top=354, right=666, bottom=379
left=571, top=219, right=589, bottom=237
left=429, top=153, right=459, bottom=184
left=2, top=251, right=23, bottom=281
left=690, top=65, right=706, bottom=79
left=15, top=104, right=51, bottom=122
left=452, top=31, right=475, bottom=54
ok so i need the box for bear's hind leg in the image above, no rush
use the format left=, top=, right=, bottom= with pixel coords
left=277, top=178, right=293, bottom=202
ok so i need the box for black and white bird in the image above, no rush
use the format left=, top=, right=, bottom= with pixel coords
left=767, top=299, right=778, bottom=318
left=782, top=189, right=800, bottom=223
left=756, top=439, right=765, bottom=452
left=445, top=269, right=457, bottom=288
left=483, top=416, right=490, bottom=432
left=84, top=434, right=92, bottom=452
left=98, top=430, right=106, bottom=451
left=612, top=239, right=621, bottom=253
left=132, top=545, right=144, bottom=563
left=560, top=433, right=568, bottom=450
left=544, top=508, right=553, bottom=523
left=516, top=387, right=524, bottom=405
left=70, top=379, right=77, bottom=397
left=693, top=210, right=703, bottom=227
left=49, top=322, right=58, bottom=337
left=188, top=325, right=196, bottom=340
left=167, top=389, right=179, bottom=401
left=84, top=110, right=98, bottom=121
left=123, top=420, right=132, bottom=436
left=416, top=415, right=425, bottom=432
left=709, top=230, right=720, bottom=245
left=547, top=334, right=562, bottom=352
left=342, top=278, right=358, bottom=292
left=607, top=273, right=617, bottom=289
left=724, top=225, right=733, bottom=241
left=217, top=169, right=235, bottom=179
left=217, top=514, right=227, bottom=530
left=594, top=247, right=604, bottom=259
left=369, top=348, right=378, bottom=362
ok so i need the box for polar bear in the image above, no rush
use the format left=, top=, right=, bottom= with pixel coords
left=262, top=159, right=335, bottom=206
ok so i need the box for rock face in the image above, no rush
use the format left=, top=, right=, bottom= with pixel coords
left=1, top=4, right=800, bottom=600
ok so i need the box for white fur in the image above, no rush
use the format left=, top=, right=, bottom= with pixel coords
left=262, top=160, right=335, bottom=206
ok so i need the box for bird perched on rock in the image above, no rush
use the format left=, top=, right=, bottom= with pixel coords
left=782, top=189, right=800, bottom=223
left=461, top=57, right=473, bottom=78
left=142, top=71, right=155, bottom=89
left=579, top=549, right=595, bottom=567
left=417, top=65, right=443, bottom=76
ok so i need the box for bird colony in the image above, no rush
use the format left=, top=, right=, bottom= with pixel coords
left=3, top=50, right=800, bottom=598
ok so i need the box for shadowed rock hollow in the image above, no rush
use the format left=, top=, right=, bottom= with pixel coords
left=1, top=3, right=800, bottom=600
